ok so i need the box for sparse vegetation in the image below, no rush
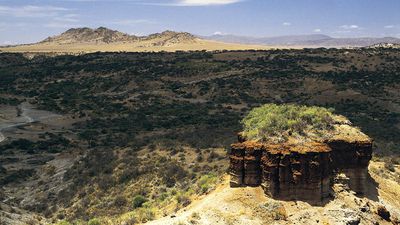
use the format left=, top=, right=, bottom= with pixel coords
left=0, top=48, right=399, bottom=224
left=196, top=174, right=218, bottom=194
left=262, top=201, right=288, bottom=220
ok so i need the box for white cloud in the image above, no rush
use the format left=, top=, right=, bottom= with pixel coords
left=282, top=22, right=291, bottom=26
left=54, top=14, right=80, bottom=23
left=384, top=25, right=395, bottom=29
left=313, top=28, right=321, bottom=33
left=2, top=41, right=17, bottom=45
left=340, top=24, right=360, bottom=30
left=213, top=31, right=223, bottom=35
left=109, top=19, right=155, bottom=26
left=0, top=5, right=69, bottom=18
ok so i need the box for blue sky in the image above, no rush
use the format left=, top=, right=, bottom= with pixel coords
left=0, top=0, right=399, bottom=45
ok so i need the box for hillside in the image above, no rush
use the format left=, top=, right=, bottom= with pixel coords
left=367, top=43, right=400, bottom=49
left=147, top=163, right=400, bottom=225
left=0, top=27, right=270, bottom=53
left=40, top=27, right=138, bottom=44
left=0, top=48, right=399, bottom=224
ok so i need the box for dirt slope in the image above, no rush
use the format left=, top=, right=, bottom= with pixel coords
left=147, top=162, right=400, bottom=225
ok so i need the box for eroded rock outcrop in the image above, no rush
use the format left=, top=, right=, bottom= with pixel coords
left=229, top=128, right=373, bottom=203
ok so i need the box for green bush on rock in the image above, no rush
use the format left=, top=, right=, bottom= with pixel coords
left=241, top=104, right=336, bottom=142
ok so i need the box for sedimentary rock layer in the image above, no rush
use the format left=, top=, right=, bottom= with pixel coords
left=230, top=136, right=373, bottom=202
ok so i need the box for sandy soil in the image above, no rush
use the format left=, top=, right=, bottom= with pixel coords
left=0, top=40, right=274, bottom=53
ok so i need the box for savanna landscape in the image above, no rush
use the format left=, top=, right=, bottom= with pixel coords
left=1, top=0, right=400, bottom=225
left=1, top=46, right=400, bottom=224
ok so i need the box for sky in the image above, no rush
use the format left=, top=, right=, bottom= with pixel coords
left=0, top=0, right=400, bottom=45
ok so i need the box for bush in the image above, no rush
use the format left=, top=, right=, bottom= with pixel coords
left=114, top=195, right=127, bottom=207
left=135, top=207, right=155, bottom=223
left=132, top=195, right=147, bottom=209
left=55, top=221, right=72, bottom=225
left=87, top=218, right=101, bottom=225
left=197, top=174, right=218, bottom=194
left=176, top=192, right=191, bottom=207
left=241, top=103, right=335, bottom=142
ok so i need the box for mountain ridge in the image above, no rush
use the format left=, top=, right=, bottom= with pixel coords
left=3, top=27, right=400, bottom=53
left=202, top=33, right=400, bottom=47
left=0, top=27, right=270, bottom=52
left=39, top=27, right=197, bottom=46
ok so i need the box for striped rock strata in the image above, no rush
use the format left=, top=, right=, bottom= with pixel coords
left=229, top=133, right=372, bottom=203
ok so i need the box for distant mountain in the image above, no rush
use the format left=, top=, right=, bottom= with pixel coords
left=40, top=27, right=138, bottom=44
left=203, top=34, right=400, bottom=47
left=142, top=30, right=198, bottom=47
left=1, top=27, right=268, bottom=53
left=317, top=37, right=400, bottom=47
left=202, top=34, right=331, bottom=45
left=40, top=27, right=197, bottom=46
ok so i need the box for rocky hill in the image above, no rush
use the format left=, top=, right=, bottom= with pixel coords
left=230, top=104, right=373, bottom=203
left=40, top=27, right=138, bottom=44
left=142, top=30, right=198, bottom=46
left=39, top=27, right=197, bottom=46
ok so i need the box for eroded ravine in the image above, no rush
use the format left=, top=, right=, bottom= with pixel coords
left=0, top=103, right=60, bottom=143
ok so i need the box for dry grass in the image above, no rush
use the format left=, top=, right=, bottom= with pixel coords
left=0, top=39, right=272, bottom=53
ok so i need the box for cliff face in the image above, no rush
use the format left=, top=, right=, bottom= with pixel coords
left=327, top=140, right=373, bottom=194
left=229, top=134, right=373, bottom=203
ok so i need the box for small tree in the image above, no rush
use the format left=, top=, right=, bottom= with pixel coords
left=132, top=195, right=148, bottom=209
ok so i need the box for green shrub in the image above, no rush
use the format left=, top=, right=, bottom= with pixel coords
left=132, top=195, right=148, bottom=209
left=87, top=218, right=101, bottom=225
left=197, top=174, right=218, bottom=194
left=241, top=103, right=336, bottom=142
left=55, top=221, right=72, bottom=225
